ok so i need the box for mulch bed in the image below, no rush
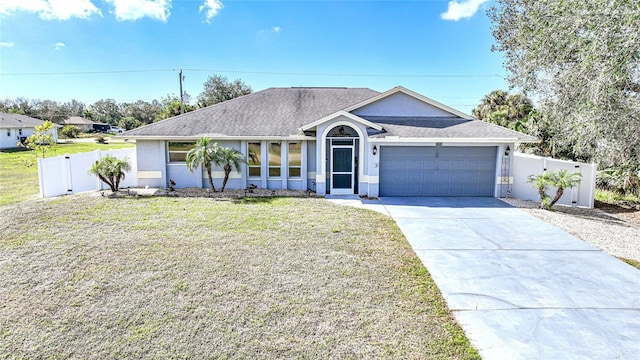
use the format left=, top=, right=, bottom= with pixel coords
left=96, top=187, right=321, bottom=199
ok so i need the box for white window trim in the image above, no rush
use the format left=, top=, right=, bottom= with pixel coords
left=268, top=141, right=282, bottom=179
left=288, top=142, right=302, bottom=178
left=167, top=141, right=195, bottom=164
left=247, top=141, right=262, bottom=179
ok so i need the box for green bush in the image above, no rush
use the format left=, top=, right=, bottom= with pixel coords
left=95, top=134, right=108, bottom=144
left=596, top=166, right=640, bottom=197
left=60, top=125, right=80, bottom=139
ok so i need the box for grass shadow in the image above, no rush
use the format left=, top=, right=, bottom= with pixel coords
left=0, top=147, right=30, bottom=154
left=231, top=196, right=283, bottom=204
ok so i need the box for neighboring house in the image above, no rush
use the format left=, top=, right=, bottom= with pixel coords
left=122, top=86, right=538, bottom=197
left=0, top=113, right=59, bottom=150
left=63, top=116, right=95, bottom=132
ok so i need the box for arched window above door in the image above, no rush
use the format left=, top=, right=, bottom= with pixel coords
left=328, top=125, right=358, bottom=138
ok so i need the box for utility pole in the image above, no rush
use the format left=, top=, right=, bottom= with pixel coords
left=179, top=69, right=185, bottom=114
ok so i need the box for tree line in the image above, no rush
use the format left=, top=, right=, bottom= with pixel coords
left=0, top=75, right=252, bottom=131
left=477, top=0, right=640, bottom=197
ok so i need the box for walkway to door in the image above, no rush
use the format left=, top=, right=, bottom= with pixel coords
left=326, top=196, right=640, bottom=359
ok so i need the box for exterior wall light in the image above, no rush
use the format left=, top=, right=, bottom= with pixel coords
left=372, top=145, right=378, bottom=155
left=504, top=146, right=511, bottom=156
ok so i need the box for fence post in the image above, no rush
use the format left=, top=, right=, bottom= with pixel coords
left=37, top=157, right=45, bottom=198
left=64, top=154, right=73, bottom=194
left=94, top=149, right=103, bottom=190
left=571, top=163, right=580, bottom=207
left=589, top=163, right=597, bottom=208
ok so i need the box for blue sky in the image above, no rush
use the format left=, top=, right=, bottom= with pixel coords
left=0, top=0, right=505, bottom=114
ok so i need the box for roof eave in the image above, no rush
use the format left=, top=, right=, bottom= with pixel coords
left=121, top=134, right=316, bottom=141
left=368, top=137, right=540, bottom=143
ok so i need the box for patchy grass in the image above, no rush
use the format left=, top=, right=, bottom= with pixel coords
left=0, top=141, right=134, bottom=206
left=0, top=196, right=479, bottom=359
left=595, top=188, right=640, bottom=206
left=619, top=257, right=640, bottom=270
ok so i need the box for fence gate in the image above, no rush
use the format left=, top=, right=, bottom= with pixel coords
left=38, top=148, right=137, bottom=198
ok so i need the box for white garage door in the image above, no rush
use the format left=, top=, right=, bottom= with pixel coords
left=379, top=146, right=497, bottom=196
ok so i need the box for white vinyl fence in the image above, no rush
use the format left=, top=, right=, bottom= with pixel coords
left=38, top=148, right=137, bottom=198
left=512, top=152, right=597, bottom=208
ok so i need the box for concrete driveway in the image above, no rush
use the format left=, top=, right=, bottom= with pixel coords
left=329, top=196, right=640, bottom=359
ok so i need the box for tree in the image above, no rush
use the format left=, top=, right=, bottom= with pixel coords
left=213, top=147, right=246, bottom=192
left=0, top=97, right=34, bottom=115
left=472, top=90, right=534, bottom=131
left=185, top=137, right=220, bottom=192
left=30, top=99, right=70, bottom=123
left=528, top=170, right=582, bottom=210
left=60, top=124, right=79, bottom=140
left=22, top=120, right=57, bottom=158
left=197, top=75, right=252, bottom=108
left=122, top=100, right=163, bottom=124
left=488, top=0, right=640, bottom=167
left=62, top=99, right=85, bottom=117
left=118, top=116, right=142, bottom=130
left=157, top=95, right=194, bottom=120
left=89, top=99, right=122, bottom=125
left=88, top=155, right=131, bottom=192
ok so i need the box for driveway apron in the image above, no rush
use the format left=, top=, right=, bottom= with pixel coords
left=379, top=197, right=640, bottom=360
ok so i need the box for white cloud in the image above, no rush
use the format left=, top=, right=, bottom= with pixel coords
left=54, top=42, right=65, bottom=50
left=199, top=0, right=223, bottom=23
left=259, top=26, right=281, bottom=34
left=0, top=41, right=15, bottom=47
left=0, top=0, right=101, bottom=20
left=441, top=0, right=489, bottom=21
left=106, top=0, right=171, bottom=22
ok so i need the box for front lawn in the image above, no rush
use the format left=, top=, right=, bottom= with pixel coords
left=0, top=141, right=134, bottom=206
left=0, top=196, right=478, bottom=359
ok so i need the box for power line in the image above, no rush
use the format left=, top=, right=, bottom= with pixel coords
left=0, top=68, right=505, bottom=78
left=0, top=69, right=175, bottom=76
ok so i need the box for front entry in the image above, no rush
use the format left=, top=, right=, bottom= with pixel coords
left=325, top=125, right=360, bottom=195
left=330, top=145, right=354, bottom=195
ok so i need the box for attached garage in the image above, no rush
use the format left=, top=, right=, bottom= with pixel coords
left=379, top=146, right=497, bottom=197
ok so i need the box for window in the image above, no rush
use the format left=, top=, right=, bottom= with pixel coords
left=288, top=142, right=301, bottom=177
left=6, top=129, right=10, bottom=137
left=248, top=142, right=261, bottom=177
left=18, top=129, right=22, bottom=136
left=168, top=142, right=195, bottom=162
left=268, top=142, right=281, bottom=177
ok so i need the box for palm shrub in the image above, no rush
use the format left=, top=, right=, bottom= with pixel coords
left=528, top=170, right=582, bottom=210
left=186, top=137, right=220, bottom=192
left=213, top=146, right=246, bottom=192
left=89, top=155, right=131, bottom=192
left=528, top=171, right=555, bottom=209
left=596, top=166, right=640, bottom=196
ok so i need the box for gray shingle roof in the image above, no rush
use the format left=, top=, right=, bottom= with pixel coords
left=124, top=87, right=380, bottom=137
left=0, top=113, right=48, bottom=128
left=363, top=116, right=539, bottom=141
left=64, top=116, right=95, bottom=125
left=122, top=87, right=538, bottom=142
